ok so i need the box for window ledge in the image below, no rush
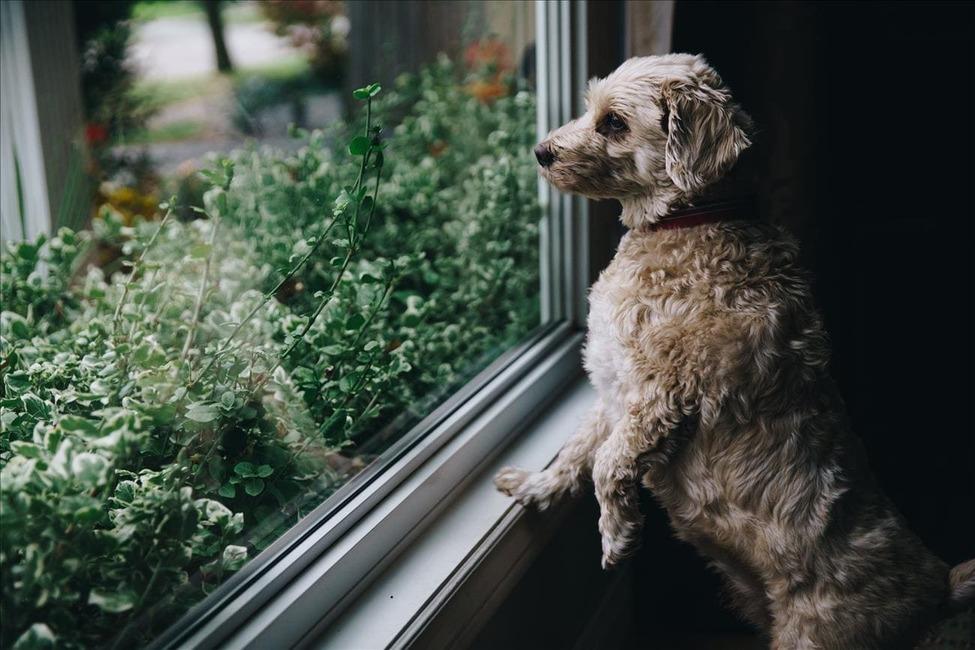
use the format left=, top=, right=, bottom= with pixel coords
left=306, top=376, right=595, bottom=649
left=200, top=332, right=592, bottom=649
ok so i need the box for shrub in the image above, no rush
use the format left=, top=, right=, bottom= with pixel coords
left=261, top=0, right=349, bottom=88
left=1, top=59, right=538, bottom=649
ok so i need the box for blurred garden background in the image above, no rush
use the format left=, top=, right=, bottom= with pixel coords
left=2, top=2, right=541, bottom=647
left=76, top=0, right=349, bottom=226
left=116, top=1, right=345, bottom=169
left=10, top=0, right=533, bottom=233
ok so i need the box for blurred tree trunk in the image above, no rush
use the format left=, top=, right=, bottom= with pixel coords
left=202, top=0, right=233, bottom=73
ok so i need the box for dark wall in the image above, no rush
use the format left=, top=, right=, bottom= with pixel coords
left=633, top=0, right=975, bottom=640
left=469, top=497, right=632, bottom=650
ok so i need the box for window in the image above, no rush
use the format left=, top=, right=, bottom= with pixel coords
left=1, top=1, right=586, bottom=648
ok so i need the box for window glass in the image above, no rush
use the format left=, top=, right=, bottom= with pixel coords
left=0, top=1, right=540, bottom=647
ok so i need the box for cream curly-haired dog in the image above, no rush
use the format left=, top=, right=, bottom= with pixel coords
left=494, top=54, right=974, bottom=649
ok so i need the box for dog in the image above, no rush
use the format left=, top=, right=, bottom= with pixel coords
left=494, top=54, right=974, bottom=649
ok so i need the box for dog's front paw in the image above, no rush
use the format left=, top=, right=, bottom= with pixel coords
left=494, top=466, right=531, bottom=496
left=600, top=534, right=629, bottom=570
left=598, top=511, right=641, bottom=570
left=494, top=466, right=560, bottom=510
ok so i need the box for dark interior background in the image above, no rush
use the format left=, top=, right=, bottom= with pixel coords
left=472, top=3, right=973, bottom=647
left=634, top=0, right=975, bottom=642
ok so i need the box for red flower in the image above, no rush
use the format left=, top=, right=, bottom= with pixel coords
left=464, top=39, right=512, bottom=73
left=85, top=122, right=109, bottom=146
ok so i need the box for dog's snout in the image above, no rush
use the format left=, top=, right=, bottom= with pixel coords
left=534, top=143, right=555, bottom=167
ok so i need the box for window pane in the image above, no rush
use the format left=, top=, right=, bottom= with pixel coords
left=0, top=1, right=542, bottom=647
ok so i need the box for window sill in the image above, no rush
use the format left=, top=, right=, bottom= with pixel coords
left=307, top=375, right=596, bottom=649
left=193, top=331, right=593, bottom=649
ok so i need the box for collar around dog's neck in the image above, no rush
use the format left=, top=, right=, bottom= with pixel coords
left=648, top=198, right=757, bottom=232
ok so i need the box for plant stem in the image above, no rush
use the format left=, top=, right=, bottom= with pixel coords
left=286, top=360, right=380, bottom=466
left=180, top=214, right=220, bottom=365
left=193, top=95, right=381, bottom=387
left=323, top=276, right=395, bottom=383
left=139, top=559, right=165, bottom=608
left=274, top=100, right=383, bottom=367
left=112, top=207, right=173, bottom=338
left=127, top=268, right=157, bottom=339
left=277, top=249, right=353, bottom=361
left=189, top=212, right=340, bottom=386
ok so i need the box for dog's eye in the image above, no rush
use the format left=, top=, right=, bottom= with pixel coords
left=607, top=113, right=626, bottom=130
left=597, top=112, right=628, bottom=137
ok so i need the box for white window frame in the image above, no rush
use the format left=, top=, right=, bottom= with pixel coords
left=0, top=0, right=50, bottom=242
left=0, top=0, right=85, bottom=242
left=143, top=2, right=599, bottom=647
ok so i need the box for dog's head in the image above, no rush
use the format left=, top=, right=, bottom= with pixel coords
left=535, top=54, right=752, bottom=222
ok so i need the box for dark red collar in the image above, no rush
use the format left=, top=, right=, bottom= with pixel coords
left=649, top=198, right=756, bottom=232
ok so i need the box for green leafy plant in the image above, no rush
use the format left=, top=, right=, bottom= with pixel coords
left=1, top=58, right=538, bottom=649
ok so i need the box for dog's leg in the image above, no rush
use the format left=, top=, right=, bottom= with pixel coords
left=592, top=395, right=687, bottom=568
left=494, top=399, right=612, bottom=510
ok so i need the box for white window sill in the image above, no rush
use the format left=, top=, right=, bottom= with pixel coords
left=192, top=330, right=594, bottom=649
left=307, top=376, right=595, bottom=649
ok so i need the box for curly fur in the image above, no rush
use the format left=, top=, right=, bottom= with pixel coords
left=495, top=54, right=972, bottom=649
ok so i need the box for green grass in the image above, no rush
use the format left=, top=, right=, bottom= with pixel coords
left=123, top=119, right=206, bottom=145
left=123, top=53, right=313, bottom=147
left=131, top=76, right=219, bottom=113
left=132, top=1, right=202, bottom=22
left=130, top=57, right=311, bottom=114
left=132, top=0, right=264, bottom=24
left=233, top=56, right=312, bottom=84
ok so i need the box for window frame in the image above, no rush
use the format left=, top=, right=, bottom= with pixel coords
left=0, top=0, right=52, bottom=242
left=148, top=2, right=599, bottom=647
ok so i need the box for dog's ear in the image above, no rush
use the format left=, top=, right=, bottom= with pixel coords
left=661, top=76, right=752, bottom=194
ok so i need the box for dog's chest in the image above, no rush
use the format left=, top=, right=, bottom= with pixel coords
left=583, top=276, right=627, bottom=401
left=582, top=257, right=672, bottom=408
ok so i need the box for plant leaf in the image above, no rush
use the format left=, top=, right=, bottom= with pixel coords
left=13, top=623, right=56, bottom=649
left=348, top=136, right=370, bottom=156
left=243, top=477, right=265, bottom=496
left=185, top=402, right=220, bottom=423
left=60, top=415, right=100, bottom=436
left=233, top=461, right=257, bottom=477
left=88, top=589, right=138, bottom=613
left=221, top=545, right=248, bottom=571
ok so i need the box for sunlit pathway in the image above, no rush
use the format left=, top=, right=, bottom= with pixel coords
left=118, top=4, right=340, bottom=176
left=128, top=10, right=297, bottom=80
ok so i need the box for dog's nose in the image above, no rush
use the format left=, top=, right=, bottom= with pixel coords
left=534, top=143, right=555, bottom=167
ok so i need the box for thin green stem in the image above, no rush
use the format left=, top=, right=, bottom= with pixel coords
left=323, top=276, right=395, bottom=383
left=273, top=99, right=383, bottom=367
left=277, top=246, right=354, bottom=362
left=285, top=350, right=380, bottom=466
left=112, top=207, right=173, bottom=338
left=180, top=214, right=220, bottom=365
left=127, top=267, right=157, bottom=339
left=317, top=347, right=382, bottom=440
left=190, top=212, right=341, bottom=386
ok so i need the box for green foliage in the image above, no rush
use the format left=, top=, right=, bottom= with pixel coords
left=79, top=18, right=153, bottom=144
left=260, top=0, right=348, bottom=87
left=1, top=60, right=538, bottom=649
